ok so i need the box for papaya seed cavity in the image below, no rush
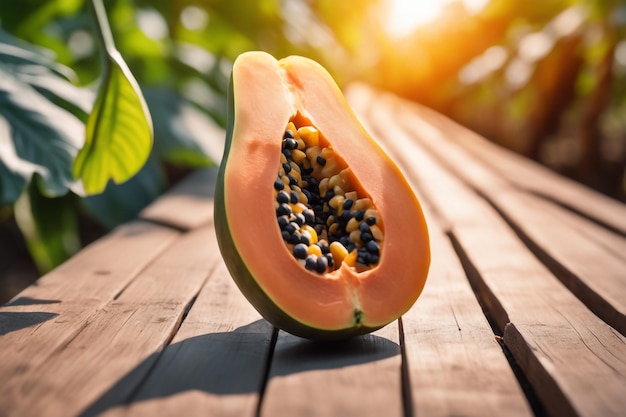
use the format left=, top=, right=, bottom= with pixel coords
left=274, top=118, right=384, bottom=275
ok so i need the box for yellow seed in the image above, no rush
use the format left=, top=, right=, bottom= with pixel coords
left=298, top=191, right=308, bottom=204
left=329, top=195, right=345, bottom=210
left=320, top=159, right=339, bottom=178
left=364, top=208, right=379, bottom=223
left=286, top=122, right=298, bottom=137
left=328, top=174, right=344, bottom=190
left=305, top=146, right=321, bottom=161
left=330, top=241, right=349, bottom=265
left=301, top=225, right=318, bottom=244
left=296, top=139, right=306, bottom=150
left=281, top=175, right=290, bottom=186
left=339, top=168, right=353, bottom=190
left=292, top=203, right=307, bottom=214
left=291, top=149, right=306, bottom=163
left=280, top=153, right=287, bottom=164
left=298, top=126, right=319, bottom=147
left=307, top=244, right=322, bottom=257
left=320, top=147, right=334, bottom=161
left=370, top=224, right=384, bottom=241
left=328, top=223, right=339, bottom=235
left=354, top=198, right=373, bottom=211
left=333, top=185, right=344, bottom=197
left=346, top=217, right=360, bottom=233
left=345, top=191, right=358, bottom=201
left=319, top=177, right=329, bottom=198
left=343, top=249, right=358, bottom=267
left=350, top=230, right=362, bottom=245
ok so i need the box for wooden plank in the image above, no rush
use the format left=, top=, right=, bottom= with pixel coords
left=0, top=221, right=180, bottom=378
left=1, top=225, right=221, bottom=417
left=393, top=91, right=626, bottom=236
left=359, top=93, right=626, bottom=417
left=348, top=85, right=533, bottom=416
left=386, top=96, right=626, bottom=336
left=402, top=212, right=533, bottom=417
left=103, top=262, right=273, bottom=417
left=260, top=322, right=403, bottom=417
left=139, top=167, right=218, bottom=231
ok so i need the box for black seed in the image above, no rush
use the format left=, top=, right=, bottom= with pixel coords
left=303, top=167, right=314, bottom=175
left=339, top=236, right=351, bottom=247
left=317, top=241, right=329, bottom=254
left=278, top=216, right=290, bottom=229
left=289, top=191, right=299, bottom=204
left=282, top=148, right=292, bottom=158
left=359, top=222, right=370, bottom=233
left=326, top=253, right=334, bottom=267
left=303, top=209, right=315, bottom=225
left=274, top=178, right=284, bottom=190
left=366, top=240, right=380, bottom=255
left=284, top=130, right=294, bottom=139
left=293, top=243, right=308, bottom=259
left=316, top=256, right=328, bottom=273
left=277, top=203, right=291, bottom=216
left=369, top=254, right=379, bottom=264
left=288, top=175, right=298, bottom=186
left=305, top=255, right=318, bottom=270
left=306, top=177, right=318, bottom=188
left=283, top=163, right=292, bottom=174
left=361, top=232, right=373, bottom=242
left=277, top=191, right=290, bottom=204
left=302, top=189, right=312, bottom=201
left=323, top=189, right=335, bottom=202
left=366, top=216, right=377, bottom=225
left=284, top=138, right=297, bottom=149
left=281, top=230, right=290, bottom=241
left=285, top=222, right=297, bottom=235
left=357, top=256, right=366, bottom=265
left=288, top=233, right=301, bottom=245
left=342, top=199, right=354, bottom=210
left=300, top=234, right=310, bottom=246
left=293, top=213, right=305, bottom=226
left=316, top=155, right=326, bottom=166
left=340, top=210, right=352, bottom=222
left=354, top=209, right=365, bottom=221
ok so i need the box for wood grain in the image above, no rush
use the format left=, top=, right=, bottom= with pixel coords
left=261, top=322, right=402, bottom=417
left=1, top=225, right=221, bottom=417
left=393, top=91, right=626, bottom=236
left=359, top=91, right=626, bottom=417
left=387, top=97, right=626, bottom=336
left=0, top=221, right=179, bottom=382
left=139, top=167, right=218, bottom=231
left=104, top=261, right=273, bottom=417
left=349, top=85, right=533, bottom=416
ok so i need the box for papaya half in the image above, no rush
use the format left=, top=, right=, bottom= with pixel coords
left=215, top=51, right=430, bottom=340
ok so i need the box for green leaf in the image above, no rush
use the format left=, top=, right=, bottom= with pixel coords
left=14, top=179, right=81, bottom=273
left=0, top=66, right=83, bottom=205
left=73, top=0, right=153, bottom=195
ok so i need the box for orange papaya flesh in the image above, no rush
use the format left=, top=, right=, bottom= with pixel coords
left=215, top=51, right=430, bottom=340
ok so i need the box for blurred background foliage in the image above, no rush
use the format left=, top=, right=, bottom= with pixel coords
left=1, top=0, right=624, bottom=302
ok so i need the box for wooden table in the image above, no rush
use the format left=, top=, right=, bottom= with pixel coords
left=1, top=85, right=625, bottom=417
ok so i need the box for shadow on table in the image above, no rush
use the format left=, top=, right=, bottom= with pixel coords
left=79, top=319, right=399, bottom=417
left=0, top=311, right=59, bottom=335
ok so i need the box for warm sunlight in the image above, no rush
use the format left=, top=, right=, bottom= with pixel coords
left=385, top=0, right=489, bottom=38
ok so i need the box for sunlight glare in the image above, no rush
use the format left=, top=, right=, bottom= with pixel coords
left=386, top=0, right=445, bottom=37
left=385, top=0, right=489, bottom=38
